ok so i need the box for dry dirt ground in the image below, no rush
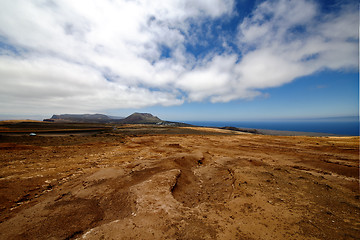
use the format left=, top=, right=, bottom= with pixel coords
left=0, top=124, right=359, bottom=240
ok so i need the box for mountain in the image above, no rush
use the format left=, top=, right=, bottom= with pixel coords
left=120, top=112, right=161, bottom=124
left=44, top=112, right=192, bottom=126
left=46, top=114, right=114, bottom=123
left=44, top=113, right=162, bottom=124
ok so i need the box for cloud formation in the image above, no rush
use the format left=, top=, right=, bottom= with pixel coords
left=0, top=0, right=357, bottom=115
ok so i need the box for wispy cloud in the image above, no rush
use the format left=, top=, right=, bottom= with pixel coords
left=187, top=0, right=358, bottom=102
left=0, top=0, right=357, bottom=115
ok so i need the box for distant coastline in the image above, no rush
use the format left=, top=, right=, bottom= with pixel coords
left=185, top=120, right=359, bottom=136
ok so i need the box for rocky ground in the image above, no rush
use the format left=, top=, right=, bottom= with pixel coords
left=0, top=124, right=359, bottom=239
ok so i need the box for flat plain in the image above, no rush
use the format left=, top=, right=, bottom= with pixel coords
left=0, top=122, right=359, bottom=239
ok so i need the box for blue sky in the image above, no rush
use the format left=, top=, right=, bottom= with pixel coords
left=111, top=70, right=359, bottom=121
left=0, top=0, right=358, bottom=121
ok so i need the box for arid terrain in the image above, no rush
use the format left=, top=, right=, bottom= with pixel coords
left=0, top=122, right=359, bottom=239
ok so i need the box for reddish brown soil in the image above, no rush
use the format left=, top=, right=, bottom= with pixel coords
left=0, top=125, right=359, bottom=239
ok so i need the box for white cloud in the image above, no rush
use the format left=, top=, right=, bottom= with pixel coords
left=0, top=0, right=357, bottom=116
left=0, top=55, right=183, bottom=115
left=0, top=0, right=233, bottom=115
left=176, top=0, right=358, bottom=103
left=218, top=0, right=358, bottom=102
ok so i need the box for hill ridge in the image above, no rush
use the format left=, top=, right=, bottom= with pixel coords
left=45, top=112, right=161, bottom=124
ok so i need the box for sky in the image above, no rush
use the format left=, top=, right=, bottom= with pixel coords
left=0, top=0, right=358, bottom=121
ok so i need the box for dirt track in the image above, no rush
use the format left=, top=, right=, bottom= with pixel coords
left=0, top=125, right=359, bottom=239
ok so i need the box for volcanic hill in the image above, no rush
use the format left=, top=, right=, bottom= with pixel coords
left=120, top=112, right=161, bottom=124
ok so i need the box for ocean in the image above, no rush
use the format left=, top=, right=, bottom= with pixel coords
left=184, top=120, right=360, bottom=136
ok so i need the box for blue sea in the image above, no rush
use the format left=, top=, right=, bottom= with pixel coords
left=185, top=120, right=359, bottom=136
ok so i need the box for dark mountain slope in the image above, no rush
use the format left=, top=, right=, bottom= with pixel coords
left=48, top=114, right=113, bottom=123
left=120, top=113, right=161, bottom=124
